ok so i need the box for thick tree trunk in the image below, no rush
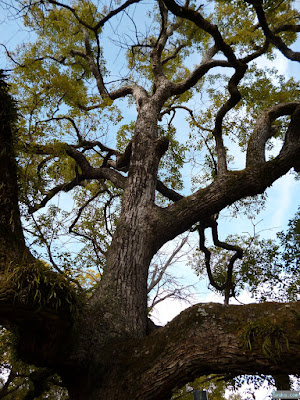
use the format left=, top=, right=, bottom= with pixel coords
left=0, top=77, right=26, bottom=260
left=78, top=101, right=164, bottom=344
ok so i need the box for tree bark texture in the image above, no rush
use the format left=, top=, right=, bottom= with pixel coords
left=0, top=102, right=299, bottom=399
left=86, top=101, right=165, bottom=338
left=0, top=76, right=26, bottom=260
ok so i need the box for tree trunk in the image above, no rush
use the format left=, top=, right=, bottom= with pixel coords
left=0, top=76, right=26, bottom=261
left=77, top=102, right=164, bottom=345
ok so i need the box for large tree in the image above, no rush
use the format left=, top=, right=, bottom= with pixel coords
left=0, top=0, right=300, bottom=399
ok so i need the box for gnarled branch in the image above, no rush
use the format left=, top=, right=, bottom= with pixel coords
left=197, top=216, right=243, bottom=304
left=246, top=102, right=300, bottom=167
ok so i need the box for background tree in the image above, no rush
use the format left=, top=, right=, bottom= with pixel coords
left=0, top=0, right=300, bottom=399
left=171, top=374, right=243, bottom=400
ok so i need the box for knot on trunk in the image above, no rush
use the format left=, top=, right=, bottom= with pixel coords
left=116, top=141, right=132, bottom=170
left=155, top=136, right=169, bottom=158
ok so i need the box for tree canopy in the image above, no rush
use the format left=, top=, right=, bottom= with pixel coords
left=0, top=0, right=300, bottom=399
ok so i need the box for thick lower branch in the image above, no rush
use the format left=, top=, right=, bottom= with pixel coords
left=123, top=301, right=300, bottom=400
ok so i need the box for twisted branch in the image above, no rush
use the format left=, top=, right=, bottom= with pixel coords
left=197, top=216, right=243, bottom=304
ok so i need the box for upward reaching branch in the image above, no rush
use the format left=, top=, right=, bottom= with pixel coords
left=154, top=103, right=300, bottom=248
left=161, top=0, right=242, bottom=65
left=161, top=0, right=250, bottom=175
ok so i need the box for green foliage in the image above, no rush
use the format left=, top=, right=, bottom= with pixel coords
left=241, top=320, right=289, bottom=360
left=16, top=1, right=102, bottom=109
left=213, top=0, right=266, bottom=55
left=0, top=261, right=84, bottom=315
left=236, top=67, right=300, bottom=150
left=172, top=374, right=242, bottom=400
left=1, top=0, right=299, bottom=396
left=213, top=0, right=297, bottom=56
left=278, top=207, right=300, bottom=271
left=187, top=65, right=300, bottom=184
left=242, top=210, right=300, bottom=302
left=192, top=234, right=280, bottom=298
left=6, top=0, right=299, bottom=271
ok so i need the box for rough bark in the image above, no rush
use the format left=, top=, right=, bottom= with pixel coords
left=83, top=100, right=164, bottom=339
left=0, top=74, right=26, bottom=259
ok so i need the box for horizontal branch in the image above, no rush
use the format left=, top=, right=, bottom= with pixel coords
left=127, top=301, right=300, bottom=400
left=160, top=105, right=213, bottom=133
left=93, top=0, right=142, bottom=31
left=156, top=180, right=183, bottom=202
left=26, top=142, right=126, bottom=211
left=239, top=39, right=270, bottom=64
left=110, top=84, right=149, bottom=104
left=29, top=177, right=82, bottom=213
left=274, top=24, right=300, bottom=34
left=169, top=54, right=229, bottom=97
